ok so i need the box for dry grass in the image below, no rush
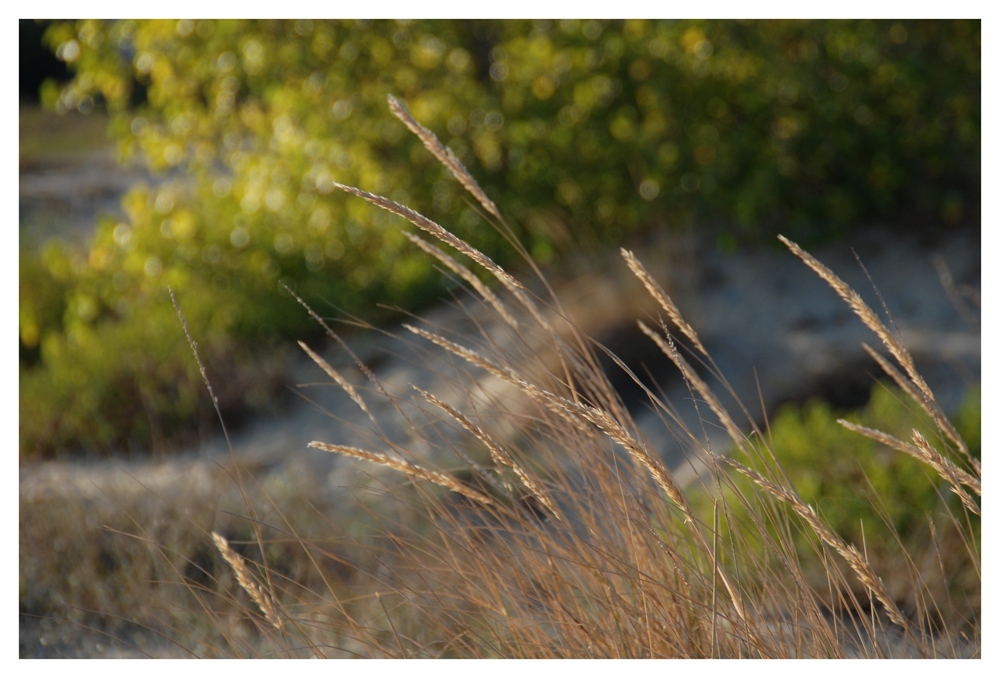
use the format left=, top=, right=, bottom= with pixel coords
left=19, top=457, right=356, bottom=657
left=22, top=95, right=978, bottom=658
left=192, top=96, right=978, bottom=658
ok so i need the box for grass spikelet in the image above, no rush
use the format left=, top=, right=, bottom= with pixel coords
left=725, top=458, right=910, bottom=632
left=622, top=248, right=707, bottom=356
left=576, top=402, right=684, bottom=511
left=861, top=343, right=973, bottom=467
left=412, top=385, right=563, bottom=521
left=836, top=420, right=980, bottom=507
left=909, top=431, right=981, bottom=516
left=636, top=319, right=746, bottom=454
left=387, top=94, right=501, bottom=221
left=282, top=283, right=387, bottom=395
left=403, top=323, right=516, bottom=384
left=402, top=231, right=518, bottom=329
left=297, top=340, right=375, bottom=424
left=211, top=531, right=284, bottom=631
left=333, top=182, right=554, bottom=336
left=308, top=441, right=496, bottom=508
left=403, top=323, right=589, bottom=433
left=777, top=236, right=940, bottom=431
left=909, top=428, right=981, bottom=496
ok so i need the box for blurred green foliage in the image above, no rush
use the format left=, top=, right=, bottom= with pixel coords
left=21, top=20, right=980, bottom=458
left=695, top=384, right=981, bottom=598
left=18, top=239, right=289, bottom=457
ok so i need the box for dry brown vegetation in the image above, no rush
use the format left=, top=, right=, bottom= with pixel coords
left=195, top=97, right=978, bottom=658
left=21, top=96, right=979, bottom=658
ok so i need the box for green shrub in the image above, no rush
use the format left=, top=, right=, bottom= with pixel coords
left=18, top=235, right=291, bottom=457
left=43, top=19, right=980, bottom=247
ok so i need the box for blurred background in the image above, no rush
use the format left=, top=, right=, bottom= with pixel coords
left=19, top=19, right=980, bottom=461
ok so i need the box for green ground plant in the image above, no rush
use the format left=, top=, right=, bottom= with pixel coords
left=690, top=384, right=980, bottom=616
left=21, top=20, right=979, bottom=461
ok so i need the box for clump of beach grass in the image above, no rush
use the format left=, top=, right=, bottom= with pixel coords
left=199, top=95, right=979, bottom=658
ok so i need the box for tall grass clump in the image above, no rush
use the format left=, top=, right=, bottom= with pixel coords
left=202, top=96, right=979, bottom=658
